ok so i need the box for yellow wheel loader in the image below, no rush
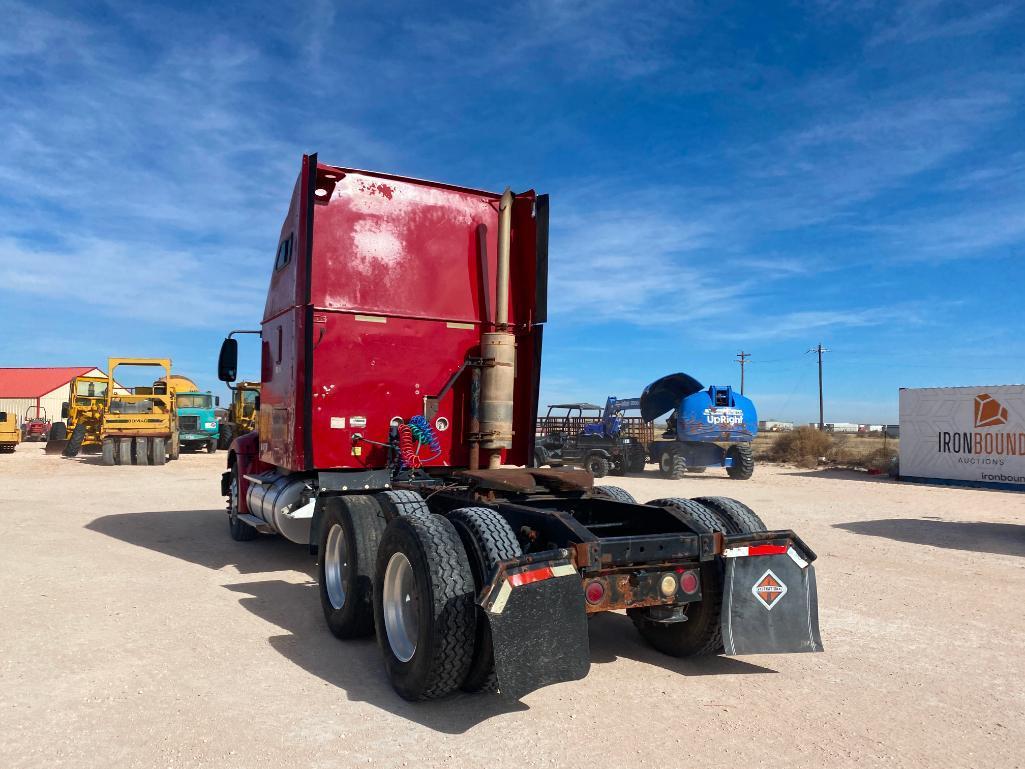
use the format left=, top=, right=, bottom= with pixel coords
left=0, top=410, right=20, bottom=453
left=45, top=375, right=109, bottom=456
left=99, top=358, right=179, bottom=466
left=217, top=380, right=259, bottom=449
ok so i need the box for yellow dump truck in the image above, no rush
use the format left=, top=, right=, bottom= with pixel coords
left=45, top=375, right=109, bottom=456
left=0, top=410, right=20, bottom=453
left=100, top=358, right=179, bottom=466
left=217, top=380, right=259, bottom=449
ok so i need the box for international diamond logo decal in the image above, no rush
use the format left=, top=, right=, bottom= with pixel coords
left=751, top=569, right=787, bottom=610
left=974, top=394, right=1008, bottom=429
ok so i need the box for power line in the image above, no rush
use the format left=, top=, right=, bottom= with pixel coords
left=735, top=351, right=750, bottom=394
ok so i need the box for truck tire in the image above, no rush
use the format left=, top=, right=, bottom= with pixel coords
left=207, top=438, right=217, bottom=453
left=169, top=433, right=180, bottom=460
left=632, top=497, right=734, bottom=656
left=101, top=437, right=115, bottom=466
left=135, top=437, right=150, bottom=466
left=226, top=462, right=257, bottom=541
left=587, top=454, right=610, bottom=478
left=151, top=436, right=167, bottom=465
left=726, top=443, right=754, bottom=480
left=319, top=496, right=386, bottom=639
left=592, top=485, right=637, bottom=504
left=627, top=443, right=647, bottom=472
left=447, top=507, right=523, bottom=693
left=63, top=423, right=87, bottom=457
left=659, top=449, right=687, bottom=480
left=373, top=514, right=476, bottom=701
left=374, top=490, right=430, bottom=521
left=118, top=437, right=132, bottom=465
left=50, top=422, right=67, bottom=442
left=692, top=496, right=765, bottom=533
left=217, top=424, right=235, bottom=451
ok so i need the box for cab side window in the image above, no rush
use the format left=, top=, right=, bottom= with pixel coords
left=275, top=233, right=294, bottom=271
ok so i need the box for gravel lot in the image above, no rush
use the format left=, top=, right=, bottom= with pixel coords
left=2, top=443, right=1023, bottom=769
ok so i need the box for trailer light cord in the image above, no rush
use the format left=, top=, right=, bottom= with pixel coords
left=395, top=415, right=442, bottom=468
left=408, top=415, right=441, bottom=455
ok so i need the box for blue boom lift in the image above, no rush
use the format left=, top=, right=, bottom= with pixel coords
left=623, top=372, right=758, bottom=480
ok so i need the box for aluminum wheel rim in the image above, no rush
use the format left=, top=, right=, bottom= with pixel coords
left=382, top=552, right=419, bottom=663
left=324, top=524, right=348, bottom=610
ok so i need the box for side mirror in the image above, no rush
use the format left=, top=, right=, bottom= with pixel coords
left=215, top=396, right=220, bottom=407
left=254, top=395, right=260, bottom=411
left=61, top=402, right=70, bottom=419
left=218, top=338, right=238, bottom=383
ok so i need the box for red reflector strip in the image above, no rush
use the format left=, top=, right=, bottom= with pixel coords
left=506, top=566, right=554, bottom=587
left=747, top=544, right=788, bottom=556
left=723, top=544, right=789, bottom=558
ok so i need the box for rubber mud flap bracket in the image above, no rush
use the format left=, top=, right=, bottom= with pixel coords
left=721, top=549, right=823, bottom=655
left=482, top=560, right=590, bottom=699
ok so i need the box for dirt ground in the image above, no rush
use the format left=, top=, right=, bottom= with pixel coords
left=2, top=444, right=1023, bottom=769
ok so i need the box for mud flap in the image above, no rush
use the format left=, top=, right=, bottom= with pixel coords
left=721, top=549, right=823, bottom=655
left=482, top=558, right=590, bottom=699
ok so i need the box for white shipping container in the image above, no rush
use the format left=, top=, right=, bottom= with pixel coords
left=899, top=385, right=1025, bottom=488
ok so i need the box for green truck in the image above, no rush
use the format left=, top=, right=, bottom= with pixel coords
left=175, top=391, right=220, bottom=452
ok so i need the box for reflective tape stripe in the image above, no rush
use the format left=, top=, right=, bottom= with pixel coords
left=490, top=581, right=512, bottom=614
left=551, top=563, right=576, bottom=578
left=787, top=546, right=809, bottom=569
left=724, top=544, right=789, bottom=558
left=507, top=566, right=554, bottom=587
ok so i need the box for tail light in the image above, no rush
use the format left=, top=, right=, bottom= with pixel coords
left=659, top=573, right=678, bottom=597
left=584, top=580, right=605, bottom=604
left=679, top=569, right=699, bottom=594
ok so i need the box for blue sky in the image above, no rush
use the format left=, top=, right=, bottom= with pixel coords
left=1, top=0, right=1023, bottom=422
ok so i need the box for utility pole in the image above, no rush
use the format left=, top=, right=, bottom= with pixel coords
left=807, top=344, right=829, bottom=430
left=735, top=351, right=750, bottom=394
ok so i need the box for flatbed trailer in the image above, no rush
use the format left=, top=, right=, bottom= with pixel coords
left=218, top=155, right=822, bottom=700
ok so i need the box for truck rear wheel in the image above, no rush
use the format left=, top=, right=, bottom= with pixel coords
left=50, top=422, right=67, bottom=442
left=207, top=438, right=217, bottom=453
left=592, top=485, right=637, bottom=504
left=319, top=496, right=385, bottom=639
left=151, top=436, right=167, bottom=465
left=135, top=437, right=150, bottom=466
left=659, top=449, right=687, bottom=479
left=63, top=423, right=87, bottom=457
left=374, top=490, right=429, bottom=521
left=373, top=514, right=475, bottom=701
left=632, top=498, right=733, bottom=656
left=726, top=444, right=754, bottom=480
left=118, top=437, right=131, bottom=466
left=587, top=454, right=610, bottom=478
left=101, top=437, right=115, bottom=466
left=447, top=507, right=523, bottom=693
left=692, top=496, right=765, bottom=532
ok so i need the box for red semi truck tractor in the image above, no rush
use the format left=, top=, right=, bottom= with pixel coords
left=217, top=154, right=822, bottom=701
